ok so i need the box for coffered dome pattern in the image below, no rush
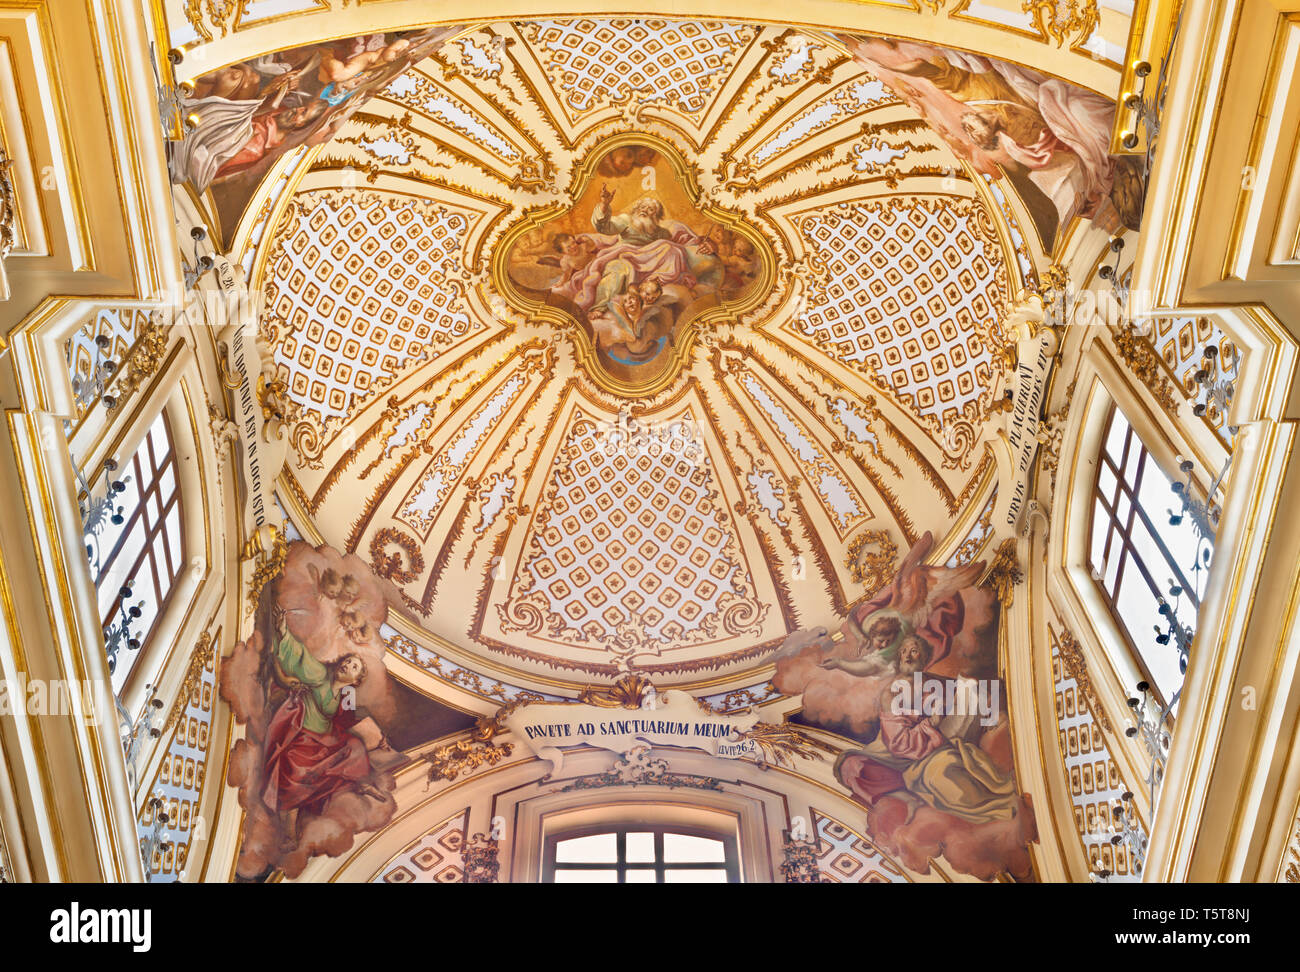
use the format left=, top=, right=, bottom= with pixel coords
left=255, top=20, right=1024, bottom=692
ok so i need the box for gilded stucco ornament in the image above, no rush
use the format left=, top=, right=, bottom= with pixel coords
left=578, top=673, right=656, bottom=709
left=985, top=538, right=1024, bottom=608
left=0, top=148, right=15, bottom=299
left=1112, top=324, right=1180, bottom=417
left=423, top=736, right=514, bottom=784
left=462, top=833, right=501, bottom=883
left=164, top=631, right=216, bottom=735
left=780, top=832, right=829, bottom=883
left=1022, top=0, right=1101, bottom=47
left=1056, top=630, right=1112, bottom=733
left=108, top=312, right=171, bottom=409
left=844, top=530, right=899, bottom=595
left=242, top=522, right=288, bottom=615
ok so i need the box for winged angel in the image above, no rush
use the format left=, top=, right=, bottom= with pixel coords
left=773, top=532, right=1037, bottom=880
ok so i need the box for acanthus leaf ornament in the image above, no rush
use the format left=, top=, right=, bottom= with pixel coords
left=424, top=736, right=514, bottom=784
left=1112, top=324, right=1179, bottom=417
left=108, top=311, right=171, bottom=409
left=986, top=538, right=1024, bottom=608
left=1021, top=0, right=1101, bottom=47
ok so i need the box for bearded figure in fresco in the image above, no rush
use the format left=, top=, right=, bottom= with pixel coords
left=773, top=532, right=1037, bottom=881
left=550, top=189, right=723, bottom=359
left=505, top=141, right=765, bottom=386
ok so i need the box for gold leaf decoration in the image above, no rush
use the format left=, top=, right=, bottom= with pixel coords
left=844, top=529, right=898, bottom=595
left=733, top=720, right=839, bottom=768
left=986, top=538, right=1023, bottom=608
left=425, top=737, right=514, bottom=784
left=1112, top=326, right=1179, bottom=417
left=164, top=630, right=216, bottom=735
left=1056, top=629, right=1112, bottom=733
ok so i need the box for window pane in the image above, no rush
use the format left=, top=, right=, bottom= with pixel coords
left=664, top=868, right=729, bottom=882
left=555, top=834, right=617, bottom=864
left=663, top=833, right=725, bottom=863
left=1089, top=502, right=1109, bottom=573
left=1112, top=492, right=1131, bottom=529
left=1097, top=463, right=1118, bottom=507
left=1128, top=518, right=1172, bottom=592
left=624, top=869, right=657, bottom=883
left=1114, top=563, right=1178, bottom=704
left=1138, top=481, right=1204, bottom=591
left=1103, top=541, right=1122, bottom=593
left=625, top=832, right=655, bottom=863
left=88, top=413, right=185, bottom=690
left=1123, top=437, right=1144, bottom=484
left=1104, top=411, right=1129, bottom=463
left=159, top=463, right=176, bottom=504
left=111, top=525, right=146, bottom=594
left=1088, top=404, right=1212, bottom=719
left=165, top=505, right=184, bottom=579
left=552, top=869, right=618, bottom=883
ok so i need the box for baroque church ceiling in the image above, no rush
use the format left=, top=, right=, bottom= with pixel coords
left=237, top=20, right=1057, bottom=694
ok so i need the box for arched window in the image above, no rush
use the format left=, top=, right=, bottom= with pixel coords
left=92, top=411, right=185, bottom=689
left=1088, top=404, right=1212, bottom=712
left=543, top=825, right=739, bottom=883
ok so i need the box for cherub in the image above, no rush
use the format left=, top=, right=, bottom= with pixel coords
left=310, top=565, right=344, bottom=600
left=637, top=278, right=664, bottom=307
left=318, top=36, right=412, bottom=85
left=537, top=233, right=598, bottom=286
left=616, top=286, right=645, bottom=335
left=820, top=613, right=907, bottom=677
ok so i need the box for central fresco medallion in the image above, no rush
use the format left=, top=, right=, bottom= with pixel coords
left=496, top=134, right=776, bottom=394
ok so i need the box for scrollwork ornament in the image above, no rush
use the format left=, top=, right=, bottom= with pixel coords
left=844, top=529, right=899, bottom=594
left=1022, top=0, right=1101, bottom=47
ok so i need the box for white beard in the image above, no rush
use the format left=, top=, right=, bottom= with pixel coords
left=630, top=212, right=659, bottom=236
